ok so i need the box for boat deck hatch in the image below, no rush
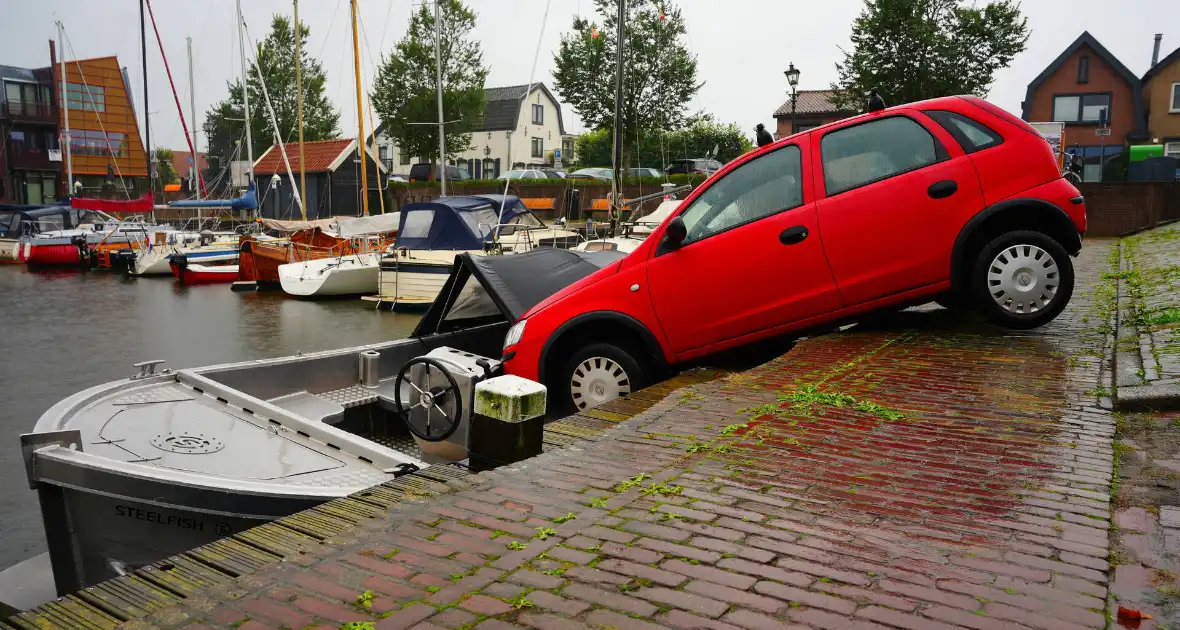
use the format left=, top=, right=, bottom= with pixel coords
left=95, top=384, right=349, bottom=480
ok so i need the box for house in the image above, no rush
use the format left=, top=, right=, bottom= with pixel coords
left=1021, top=31, right=1148, bottom=182
left=168, top=150, right=208, bottom=192
left=0, top=61, right=60, bottom=204
left=370, top=83, right=577, bottom=180
left=1142, top=34, right=1180, bottom=158
left=252, top=138, right=385, bottom=220
left=772, top=89, right=856, bottom=138
left=52, top=51, right=149, bottom=195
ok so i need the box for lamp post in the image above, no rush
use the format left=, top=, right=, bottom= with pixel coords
left=784, top=62, right=800, bottom=134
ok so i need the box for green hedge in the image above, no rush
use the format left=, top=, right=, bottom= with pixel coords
left=388, top=173, right=708, bottom=190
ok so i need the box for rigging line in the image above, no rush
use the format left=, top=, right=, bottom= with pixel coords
left=62, top=28, right=132, bottom=199
left=498, top=0, right=552, bottom=230
left=376, top=0, right=396, bottom=55
left=143, top=0, right=204, bottom=195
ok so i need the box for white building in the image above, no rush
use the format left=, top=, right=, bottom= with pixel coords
left=370, top=83, right=577, bottom=179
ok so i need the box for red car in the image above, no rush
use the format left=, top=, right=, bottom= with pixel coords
left=502, top=96, right=1086, bottom=413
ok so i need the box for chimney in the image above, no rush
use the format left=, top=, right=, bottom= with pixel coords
left=1152, top=33, right=1163, bottom=67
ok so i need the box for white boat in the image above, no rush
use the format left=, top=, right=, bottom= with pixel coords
left=130, top=237, right=241, bottom=276
left=376, top=195, right=580, bottom=311
left=278, top=213, right=400, bottom=297
left=278, top=251, right=383, bottom=296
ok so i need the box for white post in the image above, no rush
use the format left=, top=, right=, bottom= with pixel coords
left=235, top=0, right=254, bottom=194
left=57, top=21, right=73, bottom=194
left=433, top=0, right=447, bottom=196
left=186, top=37, right=201, bottom=205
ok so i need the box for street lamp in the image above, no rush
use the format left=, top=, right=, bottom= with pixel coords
left=784, top=63, right=801, bottom=134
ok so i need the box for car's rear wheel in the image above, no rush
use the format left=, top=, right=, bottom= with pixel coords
left=970, top=230, right=1074, bottom=330
left=558, top=342, right=647, bottom=414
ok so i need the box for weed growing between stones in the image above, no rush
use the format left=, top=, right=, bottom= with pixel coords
left=340, top=622, right=376, bottom=630
left=353, top=590, right=375, bottom=610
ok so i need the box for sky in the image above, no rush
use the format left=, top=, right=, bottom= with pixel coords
left=0, top=0, right=1174, bottom=155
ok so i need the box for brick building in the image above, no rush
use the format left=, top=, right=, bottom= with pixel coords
left=1142, top=38, right=1180, bottom=159
left=0, top=62, right=60, bottom=204
left=1021, top=32, right=1148, bottom=182
left=771, top=89, right=856, bottom=138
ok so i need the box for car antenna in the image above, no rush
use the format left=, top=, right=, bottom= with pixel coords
left=867, top=90, right=887, bottom=113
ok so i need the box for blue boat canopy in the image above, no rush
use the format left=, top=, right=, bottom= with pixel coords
left=396, top=195, right=543, bottom=251
left=169, top=183, right=257, bottom=211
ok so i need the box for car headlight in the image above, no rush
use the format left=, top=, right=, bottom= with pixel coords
left=504, top=319, right=527, bottom=350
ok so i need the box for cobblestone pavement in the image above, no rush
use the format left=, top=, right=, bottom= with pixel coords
left=1116, top=222, right=1180, bottom=391
left=128, top=242, right=1119, bottom=630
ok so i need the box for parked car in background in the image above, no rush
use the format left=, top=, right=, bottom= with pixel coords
left=499, top=169, right=558, bottom=180
left=503, top=95, right=1087, bottom=414
left=665, top=159, right=723, bottom=175
left=408, top=163, right=473, bottom=182
left=628, top=168, right=664, bottom=178
left=541, top=169, right=567, bottom=179
left=567, top=168, right=613, bottom=180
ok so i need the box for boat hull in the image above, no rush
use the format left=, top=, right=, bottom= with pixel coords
left=25, top=241, right=86, bottom=266
left=278, top=254, right=381, bottom=297
left=377, top=250, right=478, bottom=310
left=171, top=261, right=240, bottom=284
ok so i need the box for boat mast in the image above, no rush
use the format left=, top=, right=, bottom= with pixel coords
left=57, top=21, right=73, bottom=195
left=241, top=13, right=303, bottom=219
left=434, top=0, right=447, bottom=197
left=609, top=0, right=625, bottom=236
left=139, top=0, right=150, bottom=192
left=235, top=0, right=254, bottom=206
left=186, top=37, right=202, bottom=210
left=350, top=0, right=369, bottom=216
left=144, top=0, right=203, bottom=197
left=294, top=0, right=307, bottom=213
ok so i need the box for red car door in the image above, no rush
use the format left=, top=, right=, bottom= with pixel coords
left=646, top=138, right=842, bottom=356
left=813, top=112, right=984, bottom=306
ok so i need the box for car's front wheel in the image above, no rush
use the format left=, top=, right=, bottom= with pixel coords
left=558, top=342, right=647, bottom=414
left=970, top=230, right=1074, bottom=330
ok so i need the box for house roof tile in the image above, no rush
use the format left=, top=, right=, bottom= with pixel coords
left=773, top=90, right=853, bottom=117
left=253, top=139, right=354, bottom=175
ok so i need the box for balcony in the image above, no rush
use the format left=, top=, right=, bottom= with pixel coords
left=5, top=143, right=61, bottom=172
left=1, top=100, right=57, bottom=125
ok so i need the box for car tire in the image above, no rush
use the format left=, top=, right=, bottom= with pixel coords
left=556, top=342, right=648, bottom=414
left=970, top=230, right=1074, bottom=330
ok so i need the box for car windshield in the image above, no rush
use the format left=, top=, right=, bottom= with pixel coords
left=501, top=170, right=532, bottom=179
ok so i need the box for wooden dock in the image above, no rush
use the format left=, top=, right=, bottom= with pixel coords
left=3, top=369, right=726, bottom=630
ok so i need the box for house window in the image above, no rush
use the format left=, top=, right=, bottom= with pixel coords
left=1052, top=93, right=1110, bottom=124
left=532, top=103, right=543, bottom=125
left=1077, top=56, right=1089, bottom=84
left=64, top=82, right=105, bottom=112
left=1165, top=142, right=1180, bottom=158
left=399, top=149, right=411, bottom=165
left=1065, top=144, right=1123, bottom=182
left=378, top=145, right=388, bottom=161
left=531, top=137, right=543, bottom=158
left=1171, top=83, right=1180, bottom=113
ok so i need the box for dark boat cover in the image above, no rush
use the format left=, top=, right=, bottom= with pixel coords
left=396, top=195, right=539, bottom=251
left=413, top=248, right=624, bottom=337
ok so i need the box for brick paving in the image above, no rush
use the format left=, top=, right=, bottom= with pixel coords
left=1116, top=222, right=1180, bottom=390
left=122, top=242, right=1118, bottom=630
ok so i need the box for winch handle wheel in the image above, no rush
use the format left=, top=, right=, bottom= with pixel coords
left=393, top=357, right=463, bottom=442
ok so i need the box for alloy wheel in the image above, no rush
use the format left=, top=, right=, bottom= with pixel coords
left=986, top=244, right=1059, bottom=314
left=570, top=356, right=631, bottom=411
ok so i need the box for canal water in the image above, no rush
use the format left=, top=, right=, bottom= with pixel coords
left=0, top=265, right=421, bottom=570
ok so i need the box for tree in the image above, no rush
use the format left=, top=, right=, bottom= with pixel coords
left=552, top=0, right=700, bottom=169
left=371, top=0, right=487, bottom=164
left=153, top=148, right=178, bottom=193
left=831, top=0, right=1028, bottom=111
left=204, top=15, right=340, bottom=172
left=575, top=114, right=753, bottom=169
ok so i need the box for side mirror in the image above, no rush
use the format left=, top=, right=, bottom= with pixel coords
left=662, top=216, right=687, bottom=250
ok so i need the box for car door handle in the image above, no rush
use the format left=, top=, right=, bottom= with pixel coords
left=927, top=180, right=958, bottom=199
left=779, top=226, right=809, bottom=245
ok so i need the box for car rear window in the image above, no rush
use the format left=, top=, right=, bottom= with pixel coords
left=924, top=110, right=1003, bottom=153
left=957, top=96, right=1042, bottom=137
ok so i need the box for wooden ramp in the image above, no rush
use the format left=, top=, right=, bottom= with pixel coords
left=6, top=369, right=727, bottom=629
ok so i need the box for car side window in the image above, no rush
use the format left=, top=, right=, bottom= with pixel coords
left=820, top=116, right=945, bottom=196
left=677, top=145, right=803, bottom=246
left=923, top=110, right=1003, bottom=154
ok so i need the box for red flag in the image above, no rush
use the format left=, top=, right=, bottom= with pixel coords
left=590, top=24, right=600, bottom=38
left=658, top=11, right=666, bottom=23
